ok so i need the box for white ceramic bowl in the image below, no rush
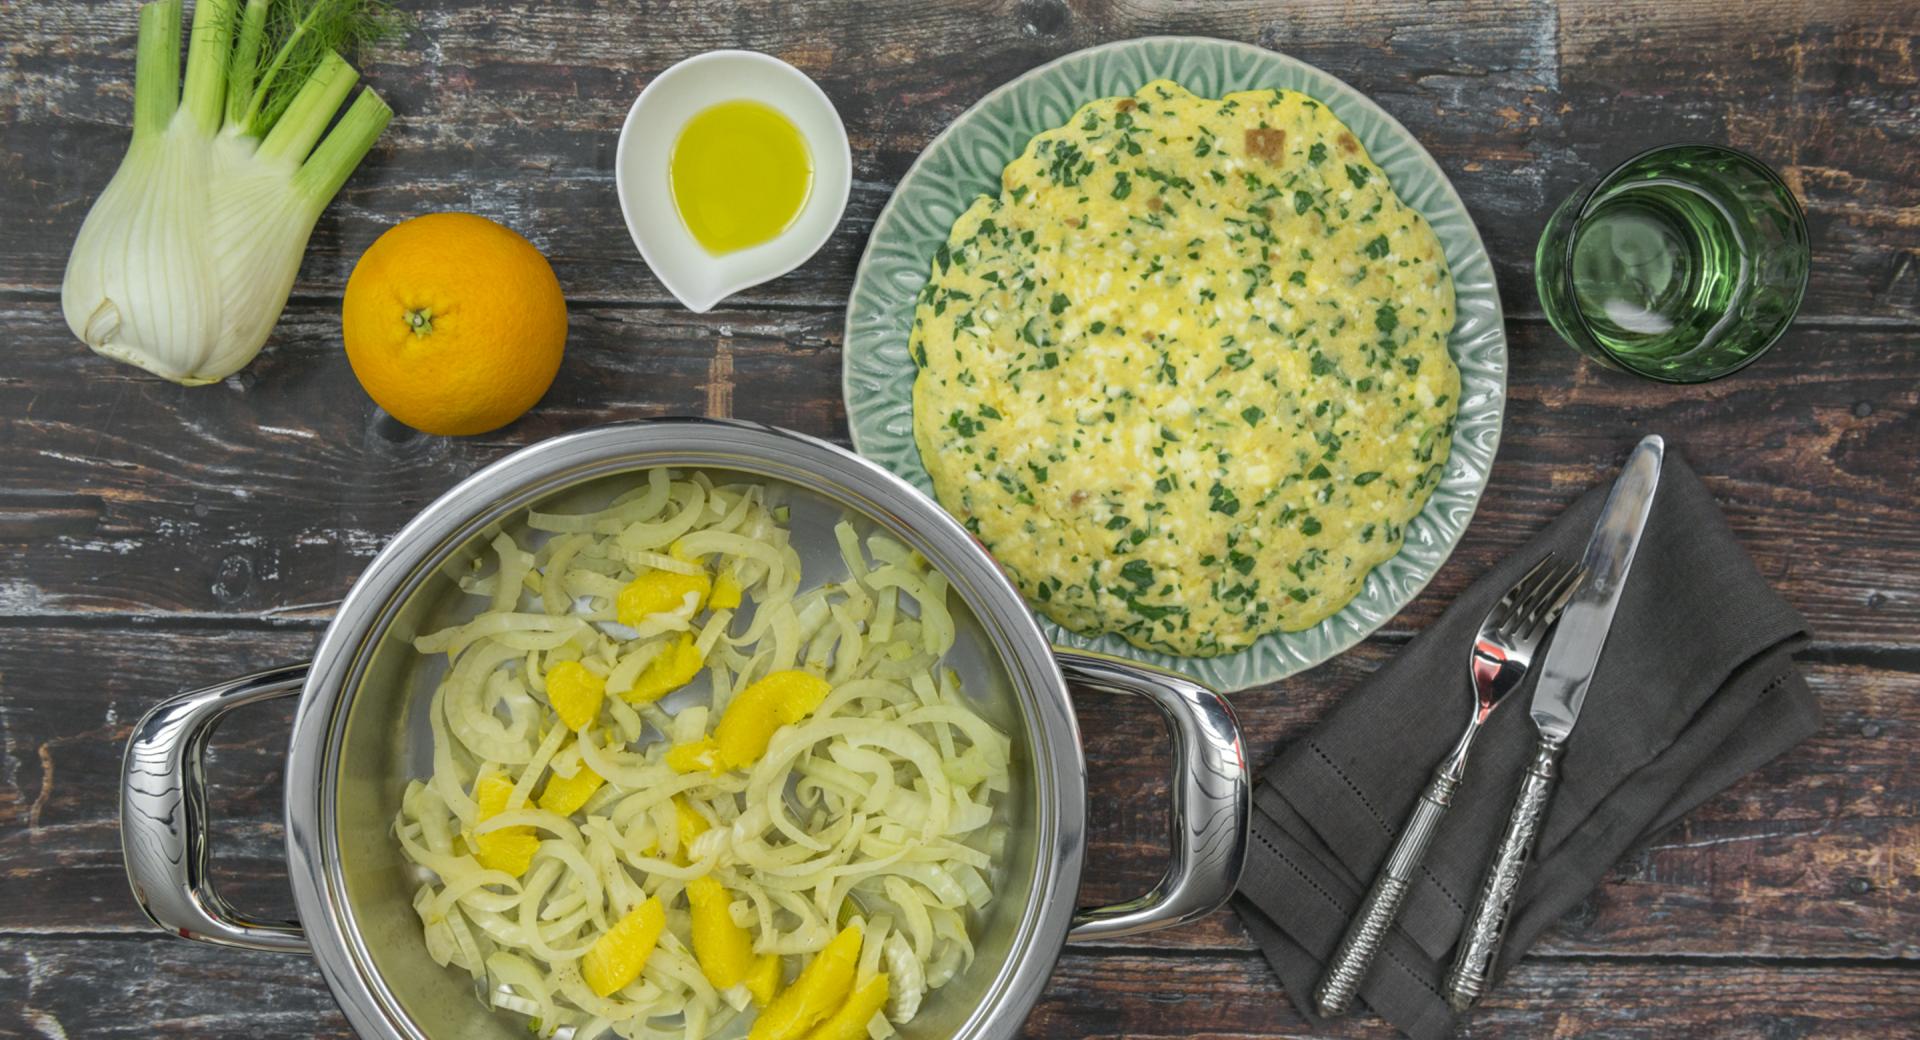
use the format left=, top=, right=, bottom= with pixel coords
left=615, top=51, right=851, bottom=312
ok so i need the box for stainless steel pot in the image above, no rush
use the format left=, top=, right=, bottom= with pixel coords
left=121, top=419, right=1248, bottom=1040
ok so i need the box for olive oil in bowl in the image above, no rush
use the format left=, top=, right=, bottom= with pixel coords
left=613, top=49, right=851, bottom=312
left=670, top=100, right=814, bottom=256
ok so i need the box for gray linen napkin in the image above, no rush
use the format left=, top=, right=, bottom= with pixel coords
left=1233, top=447, right=1819, bottom=1040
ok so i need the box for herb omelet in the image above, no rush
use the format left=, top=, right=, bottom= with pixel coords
left=910, top=80, right=1458, bottom=657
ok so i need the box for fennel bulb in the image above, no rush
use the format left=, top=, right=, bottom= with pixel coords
left=61, top=0, right=395, bottom=385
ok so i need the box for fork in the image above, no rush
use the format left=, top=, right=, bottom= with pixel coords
left=1312, top=554, right=1585, bottom=1018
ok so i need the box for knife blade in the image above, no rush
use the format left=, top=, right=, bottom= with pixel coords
left=1530, top=433, right=1665, bottom=741
left=1444, top=433, right=1664, bottom=1010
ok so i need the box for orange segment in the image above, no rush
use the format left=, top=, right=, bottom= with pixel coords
left=801, top=974, right=889, bottom=1040
left=536, top=759, right=605, bottom=816
left=544, top=661, right=605, bottom=731
left=748, top=924, right=862, bottom=1040
left=667, top=736, right=723, bottom=775
left=710, top=569, right=745, bottom=610
left=617, top=570, right=713, bottom=626
left=625, top=633, right=705, bottom=704
left=669, top=670, right=831, bottom=775
left=582, top=897, right=668, bottom=997
left=745, top=952, right=783, bottom=1007
left=673, top=796, right=710, bottom=864
left=687, top=877, right=757, bottom=990
left=469, top=774, right=539, bottom=877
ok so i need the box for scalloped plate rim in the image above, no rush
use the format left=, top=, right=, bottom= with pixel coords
left=842, top=35, right=1507, bottom=692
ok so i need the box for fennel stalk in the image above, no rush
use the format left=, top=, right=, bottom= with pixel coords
left=61, top=0, right=396, bottom=385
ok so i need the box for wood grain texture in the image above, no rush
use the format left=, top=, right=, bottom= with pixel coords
left=2, top=0, right=1917, bottom=1036
left=2, top=299, right=1914, bottom=640
left=6, top=938, right=1920, bottom=1040
left=3, top=629, right=1913, bottom=962
left=2, top=1, right=1916, bottom=317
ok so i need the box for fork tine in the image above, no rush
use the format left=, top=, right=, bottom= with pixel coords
left=1520, top=561, right=1583, bottom=637
left=1498, top=559, right=1578, bottom=640
left=1489, top=554, right=1561, bottom=638
left=1489, top=554, right=1558, bottom=633
left=1515, top=563, right=1585, bottom=644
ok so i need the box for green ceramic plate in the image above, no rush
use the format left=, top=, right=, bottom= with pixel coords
left=843, top=36, right=1506, bottom=692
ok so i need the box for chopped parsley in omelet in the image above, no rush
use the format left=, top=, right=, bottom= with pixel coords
left=909, top=79, right=1459, bottom=658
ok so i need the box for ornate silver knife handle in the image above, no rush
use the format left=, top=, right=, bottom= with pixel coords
left=1446, top=736, right=1563, bottom=1011
left=1314, top=770, right=1461, bottom=1017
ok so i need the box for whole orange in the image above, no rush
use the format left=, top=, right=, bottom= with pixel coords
left=342, top=213, right=568, bottom=436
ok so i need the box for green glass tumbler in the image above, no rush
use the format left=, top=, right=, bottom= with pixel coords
left=1535, top=144, right=1810, bottom=383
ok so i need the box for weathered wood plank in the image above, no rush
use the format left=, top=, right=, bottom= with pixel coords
left=1028, top=954, right=1920, bottom=1038
left=3, top=626, right=1912, bottom=965
left=1557, top=2, right=1920, bottom=324
left=0, top=937, right=352, bottom=1040
left=5, top=936, right=1919, bottom=1040
left=2, top=1, right=1914, bottom=318
left=2, top=299, right=1914, bottom=641
left=4, top=0, right=1919, bottom=1030
left=0, top=300, right=845, bottom=621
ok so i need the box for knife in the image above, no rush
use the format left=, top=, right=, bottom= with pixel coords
left=1444, top=434, right=1665, bottom=1011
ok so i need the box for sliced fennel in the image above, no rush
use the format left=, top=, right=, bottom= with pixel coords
left=396, top=470, right=1011, bottom=1040
left=61, top=0, right=396, bottom=385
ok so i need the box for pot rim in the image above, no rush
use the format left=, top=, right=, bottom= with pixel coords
left=283, top=418, right=1087, bottom=1040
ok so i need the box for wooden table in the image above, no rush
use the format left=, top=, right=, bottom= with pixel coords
left=3, top=1, right=1916, bottom=1036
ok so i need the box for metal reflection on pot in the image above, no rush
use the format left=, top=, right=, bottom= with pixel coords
left=122, top=419, right=1249, bottom=1040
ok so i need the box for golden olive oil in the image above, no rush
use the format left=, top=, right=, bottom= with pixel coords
left=669, top=100, right=813, bottom=255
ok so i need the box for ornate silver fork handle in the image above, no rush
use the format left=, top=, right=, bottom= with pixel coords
left=1445, top=735, right=1563, bottom=1010
left=1312, top=554, right=1580, bottom=1020
left=1313, top=767, right=1461, bottom=1017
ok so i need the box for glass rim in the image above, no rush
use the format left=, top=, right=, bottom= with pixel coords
left=1553, top=142, right=1811, bottom=384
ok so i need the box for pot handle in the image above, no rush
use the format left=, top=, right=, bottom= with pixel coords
left=1056, top=650, right=1250, bottom=942
left=121, top=664, right=312, bottom=953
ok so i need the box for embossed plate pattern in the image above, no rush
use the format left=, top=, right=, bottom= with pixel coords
left=844, top=36, right=1506, bottom=692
